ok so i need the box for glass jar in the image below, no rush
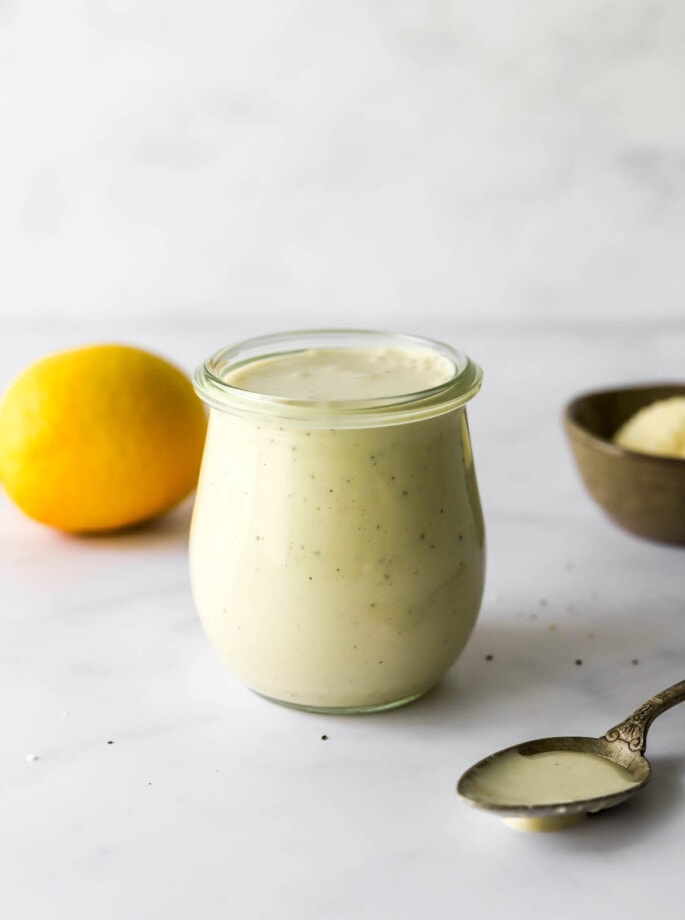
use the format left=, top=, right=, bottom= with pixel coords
left=190, top=330, right=485, bottom=713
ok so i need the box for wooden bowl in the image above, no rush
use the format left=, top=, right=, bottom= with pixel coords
left=564, top=384, right=685, bottom=545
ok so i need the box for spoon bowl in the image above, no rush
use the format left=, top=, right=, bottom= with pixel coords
left=457, top=679, right=685, bottom=831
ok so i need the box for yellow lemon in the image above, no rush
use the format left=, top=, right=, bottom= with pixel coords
left=0, top=344, right=207, bottom=532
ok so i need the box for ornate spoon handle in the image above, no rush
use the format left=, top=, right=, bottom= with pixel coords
left=603, top=679, right=685, bottom=754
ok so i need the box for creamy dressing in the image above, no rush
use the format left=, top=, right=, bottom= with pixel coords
left=467, top=749, right=638, bottom=806
left=226, top=346, right=456, bottom=401
left=463, top=748, right=639, bottom=833
left=190, top=344, right=485, bottom=711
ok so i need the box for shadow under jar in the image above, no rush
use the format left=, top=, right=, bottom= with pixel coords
left=190, top=330, right=485, bottom=713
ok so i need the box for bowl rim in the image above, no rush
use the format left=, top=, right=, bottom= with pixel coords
left=563, top=382, right=685, bottom=466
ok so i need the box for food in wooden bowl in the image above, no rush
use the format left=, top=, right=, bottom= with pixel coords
left=564, top=384, right=685, bottom=545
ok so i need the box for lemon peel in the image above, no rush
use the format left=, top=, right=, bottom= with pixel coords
left=0, top=344, right=207, bottom=532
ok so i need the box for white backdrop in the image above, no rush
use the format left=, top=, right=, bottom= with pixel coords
left=2, top=0, right=684, bottom=328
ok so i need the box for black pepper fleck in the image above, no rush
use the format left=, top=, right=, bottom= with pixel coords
left=321, top=735, right=328, bottom=741
left=575, top=659, right=583, bottom=666
left=485, top=654, right=493, bottom=661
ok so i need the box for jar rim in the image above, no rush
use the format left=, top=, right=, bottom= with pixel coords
left=193, top=329, right=482, bottom=428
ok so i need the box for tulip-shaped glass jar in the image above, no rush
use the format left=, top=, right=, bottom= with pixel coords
left=190, top=330, right=485, bottom=713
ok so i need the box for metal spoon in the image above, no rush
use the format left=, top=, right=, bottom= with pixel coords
left=457, top=679, right=685, bottom=831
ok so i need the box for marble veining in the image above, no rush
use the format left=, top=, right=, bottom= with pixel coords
left=1, top=321, right=684, bottom=919
left=1, top=1, right=684, bottom=326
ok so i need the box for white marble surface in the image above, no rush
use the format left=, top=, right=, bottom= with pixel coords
left=2, top=1, right=685, bottom=326
left=1, top=320, right=684, bottom=919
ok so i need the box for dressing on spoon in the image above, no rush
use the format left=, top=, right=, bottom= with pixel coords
left=457, top=679, right=685, bottom=832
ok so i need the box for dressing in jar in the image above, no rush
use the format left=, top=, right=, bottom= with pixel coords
left=190, top=330, right=485, bottom=713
